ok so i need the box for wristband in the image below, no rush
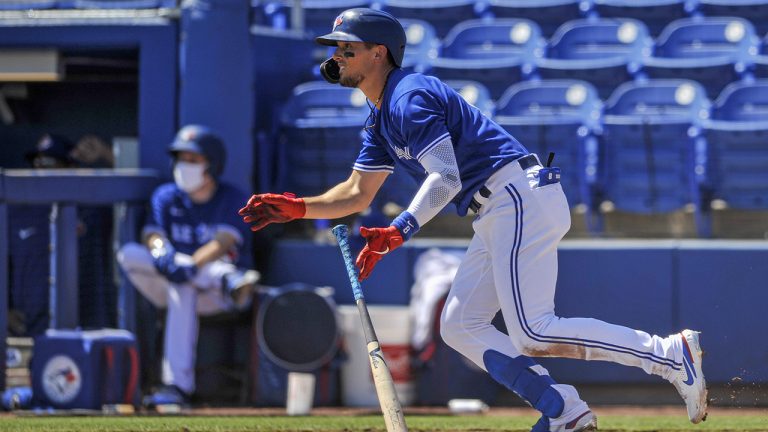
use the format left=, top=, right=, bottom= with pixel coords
left=391, top=211, right=420, bottom=241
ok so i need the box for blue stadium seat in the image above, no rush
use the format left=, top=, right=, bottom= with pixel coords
left=642, top=17, right=760, bottom=98
left=755, top=33, right=768, bottom=77
left=703, top=80, right=768, bottom=210
left=429, top=18, right=542, bottom=100
left=253, top=0, right=371, bottom=36
left=600, top=79, right=710, bottom=217
left=493, top=80, right=602, bottom=217
left=278, top=81, right=370, bottom=195
left=399, top=18, right=440, bottom=74
left=486, top=0, right=590, bottom=37
left=535, top=18, right=651, bottom=99
left=0, top=0, right=57, bottom=9
left=444, top=79, right=495, bottom=117
left=591, top=0, right=697, bottom=36
left=381, top=0, right=482, bottom=39
left=697, top=0, right=768, bottom=35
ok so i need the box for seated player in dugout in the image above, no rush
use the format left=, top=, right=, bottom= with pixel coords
left=117, top=125, right=259, bottom=409
left=240, top=8, right=710, bottom=432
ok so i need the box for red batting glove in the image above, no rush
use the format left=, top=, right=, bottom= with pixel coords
left=355, top=226, right=404, bottom=282
left=238, top=192, right=306, bottom=231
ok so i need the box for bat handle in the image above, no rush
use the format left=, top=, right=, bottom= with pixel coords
left=332, top=224, right=364, bottom=301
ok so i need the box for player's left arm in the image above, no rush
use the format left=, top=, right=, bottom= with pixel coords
left=356, top=137, right=461, bottom=281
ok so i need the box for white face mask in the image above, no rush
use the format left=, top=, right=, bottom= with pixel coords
left=173, top=161, right=207, bottom=193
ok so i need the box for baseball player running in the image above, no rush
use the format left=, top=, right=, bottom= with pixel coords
left=239, top=9, right=708, bottom=431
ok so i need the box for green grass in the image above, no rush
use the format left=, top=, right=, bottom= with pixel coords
left=1, top=414, right=767, bottom=431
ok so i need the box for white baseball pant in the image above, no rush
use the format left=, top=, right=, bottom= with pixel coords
left=117, top=242, right=240, bottom=394
left=440, top=159, right=684, bottom=414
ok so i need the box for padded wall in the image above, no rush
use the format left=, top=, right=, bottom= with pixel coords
left=267, top=239, right=768, bottom=384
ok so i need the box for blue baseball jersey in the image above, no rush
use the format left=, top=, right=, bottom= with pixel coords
left=354, top=69, right=529, bottom=216
left=144, top=182, right=252, bottom=267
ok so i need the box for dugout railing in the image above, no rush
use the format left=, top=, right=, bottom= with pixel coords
left=0, top=168, right=158, bottom=391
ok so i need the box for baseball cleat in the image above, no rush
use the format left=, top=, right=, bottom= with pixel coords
left=532, top=410, right=598, bottom=432
left=672, top=330, right=708, bottom=423
left=142, top=385, right=190, bottom=412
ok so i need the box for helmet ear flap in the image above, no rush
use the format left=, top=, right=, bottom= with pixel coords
left=320, top=58, right=340, bottom=84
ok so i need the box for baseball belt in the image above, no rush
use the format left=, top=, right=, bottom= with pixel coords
left=469, top=154, right=540, bottom=213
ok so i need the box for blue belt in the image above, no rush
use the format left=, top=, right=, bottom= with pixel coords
left=469, top=154, right=539, bottom=213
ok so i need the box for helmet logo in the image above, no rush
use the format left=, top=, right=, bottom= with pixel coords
left=333, top=15, right=343, bottom=30
left=181, top=128, right=198, bottom=141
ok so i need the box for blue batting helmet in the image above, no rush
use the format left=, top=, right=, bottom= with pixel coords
left=168, top=125, right=226, bottom=178
left=316, top=8, right=407, bottom=67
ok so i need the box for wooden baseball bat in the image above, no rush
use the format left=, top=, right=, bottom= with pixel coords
left=332, top=224, right=408, bottom=432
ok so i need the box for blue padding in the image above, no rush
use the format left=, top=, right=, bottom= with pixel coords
left=483, top=349, right=564, bottom=418
left=531, top=415, right=550, bottom=432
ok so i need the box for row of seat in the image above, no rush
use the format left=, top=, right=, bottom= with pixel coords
left=0, top=0, right=175, bottom=10
left=253, top=0, right=768, bottom=38
left=274, top=78, right=768, bottom=237
left=397, top=16, right=768, bottom=100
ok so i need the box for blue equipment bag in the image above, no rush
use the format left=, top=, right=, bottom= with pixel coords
left=250, top=283, right=342, bottom=407
left=31, top=329, right=140, bottom=410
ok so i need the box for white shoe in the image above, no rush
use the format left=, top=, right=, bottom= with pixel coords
left=532, top=410, right=598, bottom=432
left=671, top=330, right=708, bottom=423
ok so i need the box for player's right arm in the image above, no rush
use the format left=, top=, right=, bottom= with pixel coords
left=303, top=169, right=388, bottom=219
left=239, top=169, right=388, bottom=231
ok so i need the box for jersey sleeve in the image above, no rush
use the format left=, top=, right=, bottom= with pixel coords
left=142, top=184, right=172, bottom=240
left=353, top=125, right=395, bottom=173
left=393, top=90, right=451, bottom=162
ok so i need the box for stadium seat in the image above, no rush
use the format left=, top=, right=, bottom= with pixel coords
left=755, top=32, right=768, bottom=77
left=381, top=0, right=482, bottom=39
left=535, top=18, right=652, bottom=99
left=591, top=0, right=697, bottom=36
left=486, top=0, right=590, bottom=37
left=600, top=79, right=710, bottom=219
left=493, top=80, right=602, bottom=221
left=444, top=79, right=495, bottom=117
left=642, top=17, right=760, bottom=99
left=278, top=81, right=370, bottom=196
left=703, top=80, right=768, bottom=211
left=429, top=18, right=542, bottom=100
left=697, top=0, right=768, bottom=36
left=399, top=18, right=440, bottom=74
left=252, top=0, right=372, bottom=36
left=0, top=0, right=57, bottom=9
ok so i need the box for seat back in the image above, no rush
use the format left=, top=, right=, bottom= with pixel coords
left=400, top=18, right=440, bottom=73
left=710, top=79, right=768, bottom=122
left=653, top=17, right=757, bottom=62
left=545, top=18, right=651, bottom=61
left=445, top=80, right=495, bottom=117
left=280, top=82, right=370, bottom=128
left=253, top=0, right=372, bottom=35
left=0, top=0, right=57, bottom=9
left=601, top=79, right=710, bottom=213
left=439, top=18, right=542, bottom=60
left=592, top=0, right=695, bottom=36
left=486, top=0, right=586, bottom=37
left=279, top=82, right=370, bottom=195
left=705, top=80, right=768, bottom=209
left=382, top=0, right=480, bottom=38
left=698, top=0, right=768, bottom=35
left=494, top=80, right=602, bottom=206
